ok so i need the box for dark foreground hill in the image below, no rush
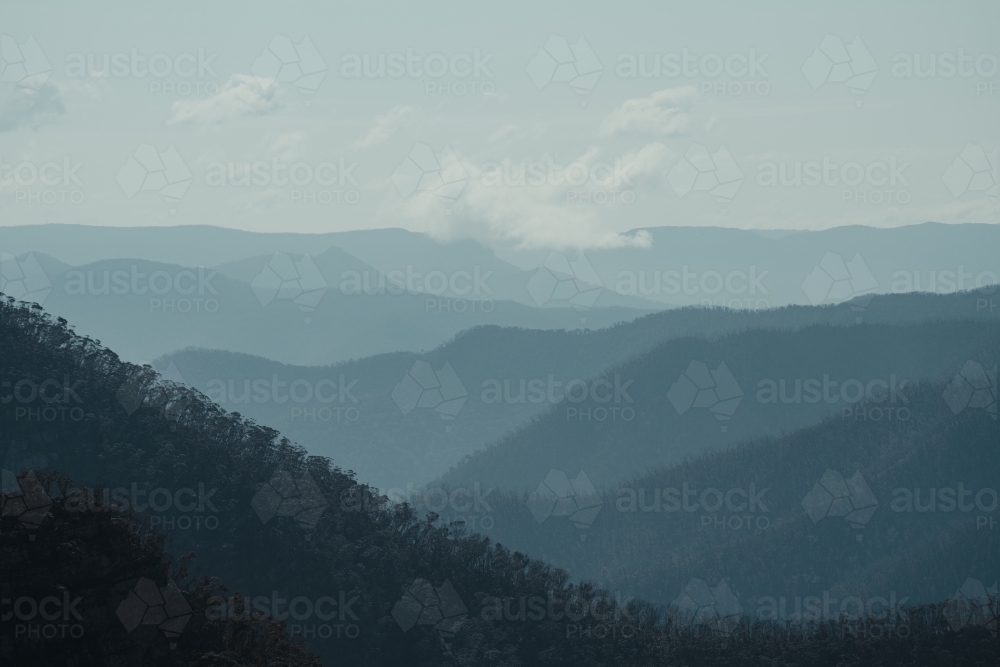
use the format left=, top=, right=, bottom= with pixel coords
left=1, top=471, right=323, bottom=666
left=3, top=297, right=997, bottom=666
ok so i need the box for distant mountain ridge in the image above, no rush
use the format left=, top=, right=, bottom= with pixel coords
left=437, top=306, right=1000, bottom=493
left=157, top=291, right=999, bottom=492
left=5, top=252, right=651, bottom=366
left=3, top=222, right=997, bottom=309
left=454, top=377, right=999, bottom=611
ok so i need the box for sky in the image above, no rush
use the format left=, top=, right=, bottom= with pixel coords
left=1, top=0, right=998, bottom=250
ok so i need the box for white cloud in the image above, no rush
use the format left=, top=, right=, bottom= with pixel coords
left=620, top=142, right=676, bottom=184
left=0, top=81, right=65, bottom=132
left=488, top=124, right=521, bottom=145
left=488, top=123, right=546, bottom=146
left=353, top=105, right=415, bottom=149
left=599, top=86, right=696, bottom=137
left=268, top=131, right=307, bottom=162
left=397, top=148, right=654, bottom=251
left=167, top=74, right=281, bottom=125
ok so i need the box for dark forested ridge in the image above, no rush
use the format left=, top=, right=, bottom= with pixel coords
left=2, top=295, right=997, bottom=665
left=438, top=316, right=1000, bottom=492
left=162, top=290, right=998, bottom=491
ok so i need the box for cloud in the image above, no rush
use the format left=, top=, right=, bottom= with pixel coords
left=398, top=148, right=654, bottom=251
left=488, top=124, right=521, bottom=145
left=620, top=142, right=676, bottom=184
left=599, top=86, right=696, bottom=138
left=0, top=82, right=65, bottom=132
left=354, top=105, right=415, bottom=149
left=167, top=74, right=281, bottom=125
left=487, top=123, right=546, bottom=146
left=268, top=131, right=307, bottom=162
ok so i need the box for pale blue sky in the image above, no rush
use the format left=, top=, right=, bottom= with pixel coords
left=2, top=0, right=997, bottom=250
